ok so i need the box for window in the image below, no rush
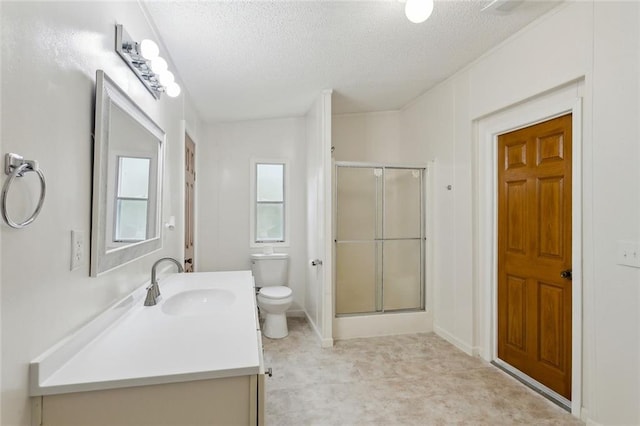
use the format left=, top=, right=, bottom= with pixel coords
left=252, top=160, right=287, bottom=245
left=114, top=156, right=151, bottom=242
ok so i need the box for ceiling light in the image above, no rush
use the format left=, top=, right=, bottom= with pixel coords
left=115, top=24, right=181, bottom=99
left=405, top=0, right=434, bottom=24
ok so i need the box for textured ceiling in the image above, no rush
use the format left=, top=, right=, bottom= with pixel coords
left=143, top=1, right=562, bottom=123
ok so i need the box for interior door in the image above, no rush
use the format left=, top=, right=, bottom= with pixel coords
left=184, top=133, right=195, bottom=272
left=497, top=114, right=572, bottom=400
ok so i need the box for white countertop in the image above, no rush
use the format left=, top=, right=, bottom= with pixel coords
left=30, top=271, right=261, bottom=396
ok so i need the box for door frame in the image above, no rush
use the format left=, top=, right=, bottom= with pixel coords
left=475, top=82, right=583, bottom=417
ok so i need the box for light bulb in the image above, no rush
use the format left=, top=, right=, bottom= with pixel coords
left=150, top=57, right=168, bottom=74
left=139, top=39, right=159, bottom=60
left=159, top=70, right=175, bottom=86
left=405, top=0, right=434, bottom=24
left=166, top=82, right=181, bottom=98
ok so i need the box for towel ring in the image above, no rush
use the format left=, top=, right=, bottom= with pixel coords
left=1, top=154, right=46, bottom=229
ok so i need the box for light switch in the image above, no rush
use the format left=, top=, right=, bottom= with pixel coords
left=616, top=240, right=640, bottom=268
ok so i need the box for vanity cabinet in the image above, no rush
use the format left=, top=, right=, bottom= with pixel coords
left=30, top=271, right=266, bottom=426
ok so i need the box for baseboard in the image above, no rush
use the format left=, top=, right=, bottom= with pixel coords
left=433, top=324, right=474, bottom=356
left=471, top=346, right=484, bottom=358
left=333, top=311, right=431, bottom=340
left=286, top=310, right=306, bottom=318
left=580, top=408, right=602, bottom=426
left=304, top=311, right=333, bottom=348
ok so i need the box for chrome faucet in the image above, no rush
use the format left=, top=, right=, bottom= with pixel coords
left=144, top=257, right=184, bottom=306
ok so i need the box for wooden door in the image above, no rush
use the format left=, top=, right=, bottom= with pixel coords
left=497, top=114, right=572, bottom=400
left=184, top=134, right=195, bottom=272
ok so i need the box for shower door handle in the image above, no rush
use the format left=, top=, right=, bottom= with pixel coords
left=311, top=259, right=323, bottom=266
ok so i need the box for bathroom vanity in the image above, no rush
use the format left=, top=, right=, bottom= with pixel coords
left=29, top=271, right=265, bottom=426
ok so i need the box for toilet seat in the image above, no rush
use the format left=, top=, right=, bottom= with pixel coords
left=259, top=286, right=292, bottom=300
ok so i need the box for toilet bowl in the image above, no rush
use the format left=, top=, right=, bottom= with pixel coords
left=250, top=253, right=292, bottom=339
left=257, top=286, right=293, bottom=339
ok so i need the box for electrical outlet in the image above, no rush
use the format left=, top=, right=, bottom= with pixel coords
left=71, top=230, right=84, bottom=271
left=616, top=240, right=640, bottom=268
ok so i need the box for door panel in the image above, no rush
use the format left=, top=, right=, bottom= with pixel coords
left=505, top=274, right=526, bottom=351
left=384, top=168, right=422, bottom=239
left=506, top=180, right=527, bottom=254
left=538, top=281, right=565, bottom=369
left=537, top=177, right=564, bottom=258
left=335, top=242, right=377, bottom=315
left=497, top=114, right=572, bottom=400
left=336, top=167, right=380, bottom=241
left=382, top=239, right=422, bottom=311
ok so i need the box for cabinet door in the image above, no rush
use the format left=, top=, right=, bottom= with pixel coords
left=42, top=378, right=253, bottom=426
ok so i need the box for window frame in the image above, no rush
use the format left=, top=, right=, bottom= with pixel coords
left=250, top=158, right=290, bottom=248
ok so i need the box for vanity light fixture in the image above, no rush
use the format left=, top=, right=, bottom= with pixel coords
left=404, top=0, right=434, bottom=24
left=115, top=24, right=181, bottom=99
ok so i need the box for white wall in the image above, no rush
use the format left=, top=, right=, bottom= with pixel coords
left=401, top=2, right=640, bottom=424
left=304, top=90, right=333, bottom=346
left=333, top=111, right=405, bottom=163
left=400, top=80, right=474, bottom=351
left=0, top=3, right=202, bottom=425
left=197, top=118, right=308, bottom=312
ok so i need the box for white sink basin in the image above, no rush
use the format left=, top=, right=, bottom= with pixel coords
left=162, top=289, right=236, bottom=316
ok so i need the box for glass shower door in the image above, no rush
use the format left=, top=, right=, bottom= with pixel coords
left=335, top=165, right=424, bottom=316
left=335, top=166, right=381, bottom=315
left=382, top=168, right=424, bottom=311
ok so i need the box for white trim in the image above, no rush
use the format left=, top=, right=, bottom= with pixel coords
left=334, top=160, right=430, bottom=170
left=334, top=311, right=431, bottom=340
left=249, top=157, right=291, bottom=248
left=580, top=408, right=603, bottom=426
left=425, top=161, right=435, bottom=318
left=304, top=310, right=333, bottom=348
left=434, top=324, right=473, bottom=355
left=320, top=89, right=334, bottom=346
left=475, top=80, right=583, bottom=419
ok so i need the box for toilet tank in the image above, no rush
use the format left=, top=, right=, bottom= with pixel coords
left=250, top=253, right=289, bottom=287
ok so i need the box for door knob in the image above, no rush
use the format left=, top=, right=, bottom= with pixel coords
left=560, top=269, right=572, bottom=280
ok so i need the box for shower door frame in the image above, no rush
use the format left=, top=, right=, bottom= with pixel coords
left=333, top=161, right=428, bottom=317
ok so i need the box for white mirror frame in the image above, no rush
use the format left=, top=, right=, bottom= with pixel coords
left=90, top=70, right=165, bottom=276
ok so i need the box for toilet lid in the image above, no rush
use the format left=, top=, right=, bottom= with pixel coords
left=259, top=286, right=292, bottom=299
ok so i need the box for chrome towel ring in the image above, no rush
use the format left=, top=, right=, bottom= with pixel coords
left=1, top=153, right=46, bottom=229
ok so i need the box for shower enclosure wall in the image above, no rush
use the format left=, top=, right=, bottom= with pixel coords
left=334, top=164, right=425, bottom=317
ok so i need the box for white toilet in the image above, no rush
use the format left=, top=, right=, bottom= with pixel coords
left=250, top=253, right=293, bottom=339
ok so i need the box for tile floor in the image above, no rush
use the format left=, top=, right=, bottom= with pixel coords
left=263, top=317, right=583, bottom=425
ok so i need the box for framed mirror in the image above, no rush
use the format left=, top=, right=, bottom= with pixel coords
left=90, top=70, right=164, bottom=276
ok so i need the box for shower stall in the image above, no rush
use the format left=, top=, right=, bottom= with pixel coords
left=334, top=164, right=426, bottom=318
